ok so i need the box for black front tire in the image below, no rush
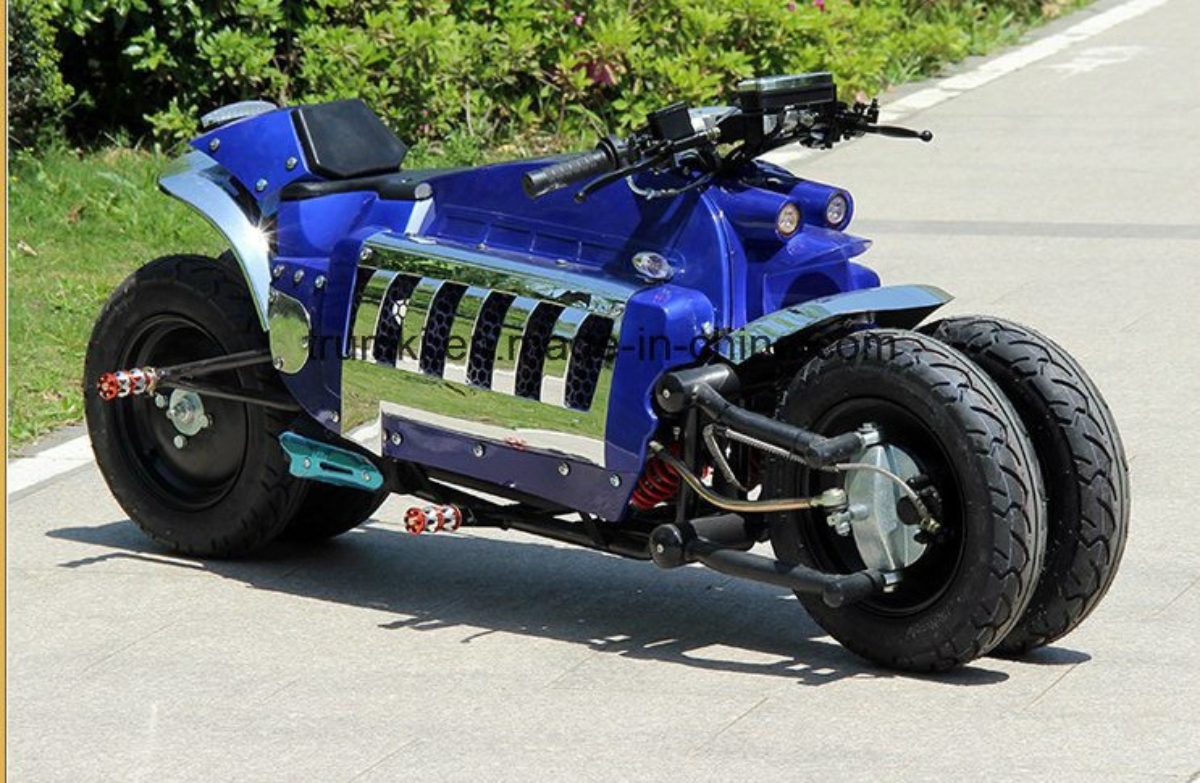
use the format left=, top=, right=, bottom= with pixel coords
left=767, top=329, right=1046, bottom=671
left=923, top=317, right=1130, bottom=654
left=84, top=255, right=306, bottom=557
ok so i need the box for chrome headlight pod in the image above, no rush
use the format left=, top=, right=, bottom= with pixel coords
left=775, top=202, right=802, bottom=238
left=824, top=192, right=850, bottom=229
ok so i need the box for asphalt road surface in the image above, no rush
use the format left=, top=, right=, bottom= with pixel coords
left=8, top=0, right=1200, bottom=779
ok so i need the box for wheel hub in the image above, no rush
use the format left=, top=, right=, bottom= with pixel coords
left=165, top=389, right=211, bottom=437
left=841, top=440, right=926, bottom=572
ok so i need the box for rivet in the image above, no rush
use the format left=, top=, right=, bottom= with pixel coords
left=208, top=138, right=220, bottom=152
left=273, top=356, right=285, bottom=370
left=390, top=431, right=403, bottom=446
left=255, top=178, right=268, bottom=192
left=473, top=443, right=486, bottom=457
left=303, top=458, right=312, bottom=469
left=292, top=269, right=304, bottom=284
left=154, top=394, right=167, bottom=409
left=361, top=471, right=371, bottom=482
left=173, top=435, right=188, bottom=449
left=557, top=462, right=571, bottom=477
left=608, top=474, right=622, bottom=488
left=272, top=264, right=285, bottom=279
left=359, top=247, right=374, bottom=262
left=314, top=275, right=326, bottom=289
left=300, top=336, right=310, bottom=349
left=331, top=412, right=340, bottom=424
left=285, top=156, right=298, bottom=171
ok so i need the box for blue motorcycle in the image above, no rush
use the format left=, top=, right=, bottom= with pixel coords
left=85, top=72, right=1128, bottom=671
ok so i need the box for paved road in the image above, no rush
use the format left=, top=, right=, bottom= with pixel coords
left=9, top=0, right=1200, bottom=779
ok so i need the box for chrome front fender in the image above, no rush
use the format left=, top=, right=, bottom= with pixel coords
left=716, top=284, right=953, bottom=364
left=158, top=151, right=272, bottom=329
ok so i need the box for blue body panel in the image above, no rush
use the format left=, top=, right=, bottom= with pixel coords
left=175, top=109, right=947, bottom=519
left=191, top=109, right=314, bottom=209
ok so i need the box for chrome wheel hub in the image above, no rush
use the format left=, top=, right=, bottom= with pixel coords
left=842, top=440, right=927, bottom=571
left=165, top=389, right=211, bottom=437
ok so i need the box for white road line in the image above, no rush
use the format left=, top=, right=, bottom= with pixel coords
left=7, top=436, right=96, bottom=495
left=772, top=0, right=1171, bottom=161
left=6, top=0, right=1172, bottom=497
left=6, top=423, right=380, bottom=497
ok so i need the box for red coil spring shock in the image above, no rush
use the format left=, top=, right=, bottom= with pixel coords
left=630, top=450, right=682, bottom=511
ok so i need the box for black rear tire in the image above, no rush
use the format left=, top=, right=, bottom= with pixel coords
left=922, top=317, right=1129, bottom=654
left=767, top=329, right=1046, bottom=671
left=84, top=255, right=305, bottom=557
left=280, top=483, right=388, bottom=542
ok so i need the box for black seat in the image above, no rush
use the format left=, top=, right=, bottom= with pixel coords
left=279, top=168, right=465, bottom=202
left=292, top=99, right=409, bottom=180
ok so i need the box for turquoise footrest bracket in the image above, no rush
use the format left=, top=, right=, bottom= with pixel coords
left=278, top=432, right=385, bottom=491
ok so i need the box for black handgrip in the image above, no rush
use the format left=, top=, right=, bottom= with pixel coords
left=523, top=148, right=614, bottom=199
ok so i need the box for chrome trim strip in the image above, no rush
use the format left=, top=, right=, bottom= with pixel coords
left=403, top=200, right=433, bottom=235
left=352, top=270, right=396, bottom=361
left=159, top=151, right=272, bottom=329
left=364, top=232, right=637, bottom=318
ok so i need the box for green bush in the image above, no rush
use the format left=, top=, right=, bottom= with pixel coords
left=8, top=0, right=76, bottom=150
left=50, top=0, right=1077, bottom=159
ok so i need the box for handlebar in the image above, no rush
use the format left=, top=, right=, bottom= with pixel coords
left=523, top=149, right=615, bottom=199
left=521, top=83, right=933, bottom=202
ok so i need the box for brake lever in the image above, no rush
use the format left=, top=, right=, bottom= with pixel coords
left=574, top=147, right=670, bottom=203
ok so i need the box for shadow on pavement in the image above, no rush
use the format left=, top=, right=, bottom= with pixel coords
left=48, top=519, right=1050, bottom=686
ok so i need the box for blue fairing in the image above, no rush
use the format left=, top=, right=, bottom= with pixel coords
left=174, top=110, right=916, bottom=518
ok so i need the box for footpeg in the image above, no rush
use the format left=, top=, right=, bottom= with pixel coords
left=404, top=505, right=465, bottom=535
left=97, top=367, right=160, bottom=400
left=279, top=432, right=384, bottom=491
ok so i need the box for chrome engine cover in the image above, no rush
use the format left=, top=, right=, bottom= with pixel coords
left=343, top=232, right=644, bottom=469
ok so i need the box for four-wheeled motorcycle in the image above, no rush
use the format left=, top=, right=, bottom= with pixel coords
left=85, top=72, right=1129, bottom=671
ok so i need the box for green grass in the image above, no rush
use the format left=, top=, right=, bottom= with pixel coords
left=7, top=148, right=222, bottom=448
left=4, top=1, right=1094, bottom=449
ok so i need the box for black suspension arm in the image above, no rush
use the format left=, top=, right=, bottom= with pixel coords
left=655, top=365, right=868, bottom=468
left=95, top=349, right=289, bottom=410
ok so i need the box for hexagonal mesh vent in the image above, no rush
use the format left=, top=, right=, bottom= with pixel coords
left=420, top=283, right=467, bottom=376
left=515, top=303, right=565, bottom=399
left=467, top=293, right=515, bottom=388
left=565, top=315, right=613, bottom=411
left=374, top=275, right=419, bottom=364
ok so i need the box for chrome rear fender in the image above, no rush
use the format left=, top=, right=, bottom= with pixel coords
left=158, top=151, right=273, bottom=330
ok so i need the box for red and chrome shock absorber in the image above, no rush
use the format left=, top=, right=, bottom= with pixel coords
left=630, top=448, right=683, bottom=511
left=404, top=504, right=465, bottom=535
left=96, top=367, right=160, bottom=401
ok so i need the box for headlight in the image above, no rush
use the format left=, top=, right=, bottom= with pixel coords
left=825, top=193, right=849, bottom=228
left=776, top=203, right=802, bottom=237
